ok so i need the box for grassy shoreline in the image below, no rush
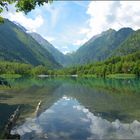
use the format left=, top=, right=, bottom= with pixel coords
left=0, top=73, right=137, bottom=79
left=0, top=74, right=22, bottom=79
left=106, top=74, right=136, bottom=79
left=80, top=73, right=137, bottom=79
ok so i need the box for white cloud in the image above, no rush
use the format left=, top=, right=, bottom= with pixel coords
left=63, top=50, right=69, bottom=55
left=44, top=3, right=62, bottom=29
left=8, top=12, right=44, bottom=32
left=79, top=28, right=89, bottom=35
left=43, top=35, right=55, bottom=42
left=78, top=1, right=140, bottom=44
left=73, top=38, right=88, bottom=46
left=2, top=4, right=44, bottom=32
left=2, top=1, right=140, bottom=53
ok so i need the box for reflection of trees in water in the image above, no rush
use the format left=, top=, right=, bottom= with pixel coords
left=51, top=78, right=140, bottom=123
left=1, top=77, right=140, bottom=127
left=0, top=77, right=63, bottom=122
left=0, top=78, right=11, bottom=87
left=74, top=78, right=140, bottom=94
left=11, top=97, right=140, bottom=140
left=35, top=77, right=140, bottom=123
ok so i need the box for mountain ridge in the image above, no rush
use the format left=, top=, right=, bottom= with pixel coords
left=30, top=32, right=71, bottom=66
left=68, top=27, right=134, bottom=65
left=0, top=19, right=139, bottom=68
left=0, top=19, right=61, bottom=68
left=114, top=29, right=140, bottom=56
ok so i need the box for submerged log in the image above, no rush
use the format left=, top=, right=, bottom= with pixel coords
left=35, top=100, right=42, bottom=117
left=3, top=106, right=20, bottom=139
left=0, top=78, right=11, bottom=87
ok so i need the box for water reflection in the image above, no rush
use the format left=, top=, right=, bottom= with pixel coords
left=11, top=96, right=140, bottom=140
left=0, top=77, right=140, bottom=139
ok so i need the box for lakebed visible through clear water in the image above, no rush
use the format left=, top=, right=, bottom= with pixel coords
left=0, top=77, right=140, bottom=139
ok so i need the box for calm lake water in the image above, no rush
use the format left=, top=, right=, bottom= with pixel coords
left=0, top=77, right=140, bottom=139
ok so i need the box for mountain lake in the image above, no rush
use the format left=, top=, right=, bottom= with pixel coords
left=0, top=77, right=140, bottom=139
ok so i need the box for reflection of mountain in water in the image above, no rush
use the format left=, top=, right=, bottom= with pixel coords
left=1, top=77, right=140, bottom=138
left=38, top=79, right=140, bottom=122
left=9, top=78, right=140, bottom=123
left=0, top=77, right=63, bottom=133
left=11, top=96, right=140, bottom=140
left=65, top=83, right=140, bottom=122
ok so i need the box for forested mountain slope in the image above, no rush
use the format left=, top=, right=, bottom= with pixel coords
left=70, top=28, right=134, bottom=65
left=0, top=19, right=61, bottom=68
left=114, top=30, right=140, bottom=56
left=30, top=32, right=69, bottom=66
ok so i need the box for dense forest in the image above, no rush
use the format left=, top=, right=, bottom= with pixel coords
left=0, top=51, right=140, bottom=78
left=0, top=61, right=49, bottom=76
left=55, top=51, right=140, bottom=78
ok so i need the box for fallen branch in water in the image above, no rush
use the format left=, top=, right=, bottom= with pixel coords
left=3, top=106, right=20, bottom=139
left=35, top=100, right=42, bottom=117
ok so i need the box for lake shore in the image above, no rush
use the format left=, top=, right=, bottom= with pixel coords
left=0, top=73, right=138, bottom=80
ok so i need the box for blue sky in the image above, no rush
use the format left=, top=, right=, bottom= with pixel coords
left=2, top=1, right=140, bottom=54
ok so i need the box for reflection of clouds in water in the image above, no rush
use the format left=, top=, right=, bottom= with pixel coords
left=11, top=118, right=43, bottom=136
left=73, top=105, right=140, bottom=139
left=80, top=117, right=90, bottom=122
left=57, top=96, right=75, bottom=106
left=62, top=95, right=71, bottom=100
left=62, top=95, right=76, bottom=101
left=88, top=114, right=140, bottom=139
left=73, top=105, right=83, bottom=110
left=53, top=96, right=73, bottom=106
left=45, top=109, right=54, bottom=114
left=11, top=108, right=54, bottom=136
left=11, top=96, right=74, bottom=137
left=11, top=96, right=140, bottom=139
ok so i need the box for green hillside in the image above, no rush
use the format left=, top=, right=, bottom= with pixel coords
left=30, top=32, right=70, bottom=66
left=70, top=28, right=134, bottom=65
left=56, top=51, right=140, bottom=78
left=114, top=30, right=140, bottom=56
left=0, top=19, right=61, bottom=69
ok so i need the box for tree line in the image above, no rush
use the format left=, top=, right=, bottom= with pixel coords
left=0, top=51, right=140, bottom=78
left=55, top=51, right=140, bottom=78
left=0, top=61, right=49, bottom=76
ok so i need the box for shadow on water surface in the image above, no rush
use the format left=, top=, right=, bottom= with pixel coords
left=0, top=77, right=11, bottom=87
left=0, top=103, right=21, bottom=135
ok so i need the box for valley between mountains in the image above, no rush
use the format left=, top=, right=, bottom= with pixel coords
left=0, top=19, right=140, bottom=78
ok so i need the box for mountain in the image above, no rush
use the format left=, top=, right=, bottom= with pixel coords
left=0, top=19, right=137, bottom=68
left=30, top=32, right=71, bottom=66
left=70, top=28, right=134, bottom=65
left=114, top=29, right=140, bottom=56
left=13, top=21, right=27, bottom=32
left=0, top=19, right=61, bottom=68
